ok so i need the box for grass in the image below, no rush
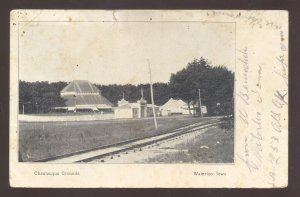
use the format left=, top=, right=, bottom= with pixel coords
left=146, top=126, right=234, bottom=163
left=19, top=115, right=210, bottom=162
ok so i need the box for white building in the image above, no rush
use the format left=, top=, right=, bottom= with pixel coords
left=160, top=98, right=208, bottom=116
left=160, top=98, right=190, bottom=116
left=114, top=95, right=148, bottom=119
left=114, top=93, right=159, bottom=119
left=114, top=103, right=139, bottom=119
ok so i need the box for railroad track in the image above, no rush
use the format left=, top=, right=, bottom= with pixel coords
left=34, top=118, right=223, bottom=163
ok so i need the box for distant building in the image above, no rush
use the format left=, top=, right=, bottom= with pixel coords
left=114, top=103, right=140, bottom=119
left=201, top=105, right=208, bottom=114
left=146, top=104, right=160, bottom=117
left=114, top=96, right=139, bottom=119
left=54, top=80, right=113, bottom=112
left=160, top=98, right=207, bottom=116
left=160, top=98, right=190, bottom=116
left=114, top=90, right=159, bottom=119
left=190, top=100, right=208, bottom=116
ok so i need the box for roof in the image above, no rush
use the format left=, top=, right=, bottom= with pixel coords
left=61, top=80, right=113, bottom=107
left=118, top=98, right=129, bottom=107
left=61, top=80, right=99, bottom=94
left=160, top=98, right=188, bottom=110
left=139, top=97, right=147, bottom=104
left=62, top=94, right=113, bottom=107
left=147, top=104, right=160, bottom=108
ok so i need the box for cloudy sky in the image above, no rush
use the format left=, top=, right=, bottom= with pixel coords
left=19, top=21, right=235, bottom=85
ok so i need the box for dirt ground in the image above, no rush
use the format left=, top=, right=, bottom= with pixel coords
left=146, top=126, right=234, bottom=163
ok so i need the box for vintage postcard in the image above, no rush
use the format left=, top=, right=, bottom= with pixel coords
left=9, top=10, right=288, bottom=188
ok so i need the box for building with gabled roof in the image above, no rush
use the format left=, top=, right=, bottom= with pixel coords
left=57, top=80, right=113, bottom=112
left=160, top=98, right=207, bottom=116
left=160, top=98, right=190, bottom=116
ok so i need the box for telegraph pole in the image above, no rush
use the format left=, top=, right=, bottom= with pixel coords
left=21, top=102, right=31, bottom=115
left=147, top=59, right=158, bottom=130
left=198, top=88, right=203, bottom=118
left=74, top=95, right=77, bottom=113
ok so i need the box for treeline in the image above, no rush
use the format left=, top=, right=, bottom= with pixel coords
left=169, top=58, right=234, bottom=116
left=19, top=81, right=67, bottom=114
left=95, top=83, right=170, bottom=106
left=19, top=57, right=234, bottom=116
left=19, top=81, right=171, bottom=114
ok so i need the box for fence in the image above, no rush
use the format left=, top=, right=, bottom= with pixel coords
left=19, top=114, right=115, bottom=122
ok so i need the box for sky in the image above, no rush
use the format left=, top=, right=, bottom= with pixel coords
left=19, top=21, right=235, bottom=85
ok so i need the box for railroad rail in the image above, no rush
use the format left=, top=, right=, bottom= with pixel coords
left=33, top=117, right=223, bottom=163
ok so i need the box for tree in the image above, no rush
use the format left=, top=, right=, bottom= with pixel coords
left=18, top=57, right=234, bottom=116
left=96, top=83, right=171, bottom=106
left=152, top=83, right=171, bottom=105
left=169, top=58, right=234, bottom=116
left=19, top=81, right=67, bottom=114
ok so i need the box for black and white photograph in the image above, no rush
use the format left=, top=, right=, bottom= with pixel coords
left=10, top=10, right=288, bottom=188
left=17, top=15, right=235, bottom=164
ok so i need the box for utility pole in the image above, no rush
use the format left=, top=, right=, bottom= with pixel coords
left=147, top=59, right=158, bottom=130
left=36, top=102, right=39, bottom=114
left=198, top=88, right=203, bottom=118
left=141, top=88, right=144, bottom=98
left=74, top=95, right=77, bottom=113
left=21, top=102, right=31, bottom=115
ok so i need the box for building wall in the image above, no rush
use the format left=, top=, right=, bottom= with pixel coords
left=19, top=114, right=114, bottom=122
left=133, top=108, right=139, bottom=118
left=114, top=108, right=134, bottom=119
left=161, top=110, right=170, bottom=116
left=147, top=106, right=160, bottom=117
left=140, top=103, right=147, bottom=118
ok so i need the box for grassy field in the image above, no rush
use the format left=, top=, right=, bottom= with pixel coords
left=146, top=126, right=234, bottom=163
left=19, top=116, right=211, bottom=162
